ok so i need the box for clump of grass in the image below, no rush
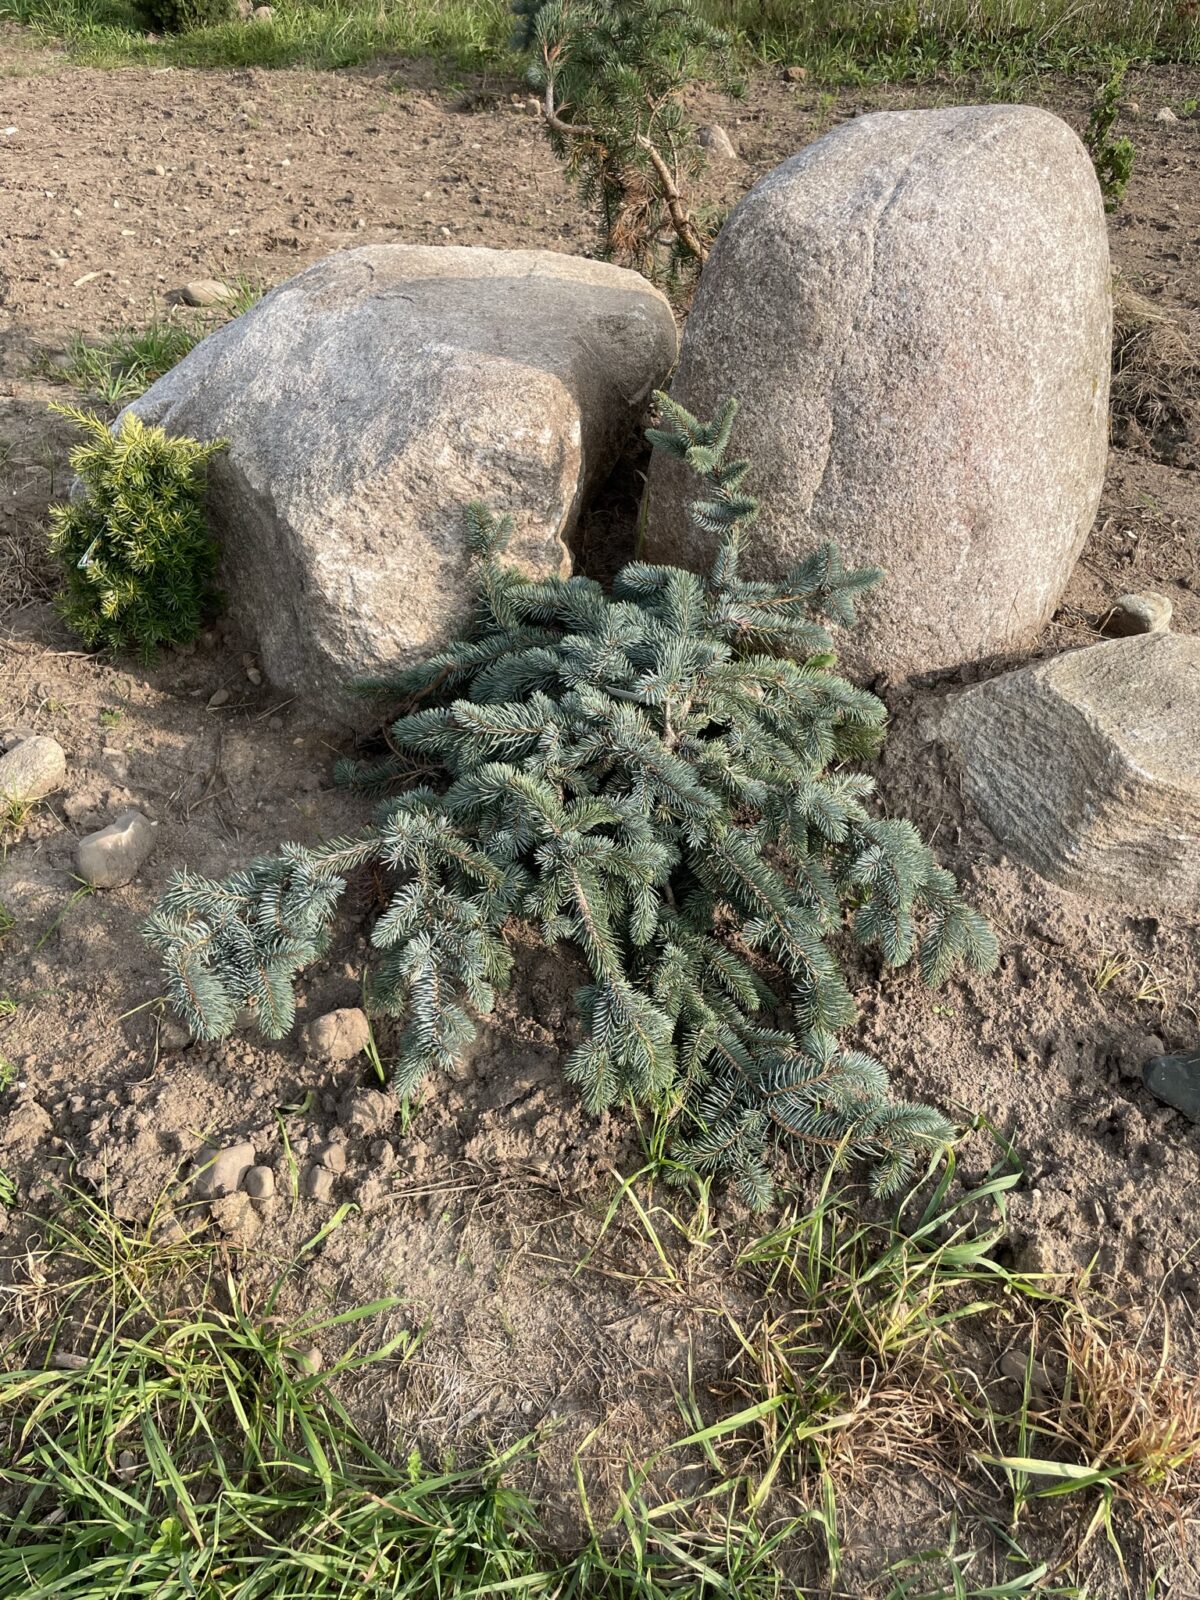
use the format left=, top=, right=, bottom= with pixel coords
left=52, top=280, right=265, bottom=404
left=1111, top=284, right=1199, bottom=465
left=705, top=0, right=1200, bottom=76
left=0, top=0, right=513, bottom=70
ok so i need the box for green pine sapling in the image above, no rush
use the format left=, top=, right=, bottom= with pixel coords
left=511, top=0, right=725, bottom=279
left=146, top=396, right=996, bottom=1205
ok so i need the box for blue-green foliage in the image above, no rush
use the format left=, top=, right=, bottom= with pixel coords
left=145, top=395, right=996, bottom=1205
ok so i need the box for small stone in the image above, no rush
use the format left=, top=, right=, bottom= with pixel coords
left=242, top=1164, right=276, bottom=1199
left=369, top=1139, right=396, bottom=1173
left=1100, top=591, right=1172, bottom=637
left=210, top=1191, right=262, bottom=1246
left=306, top=1164, right=336, bottom=1202
left=179, top=279, right=235, bottom=308
left=305, top=1007, right=371, bottom=1061
left=76, top=809, right=157, bottom=889
left=52, top=1352, right=89, bottom=1370
left=207, top=686, right=231, bottom=708
left=157, top=1015, right=192, bottom=1052
left=0, top=736, right=66, bottom=803
left=315, top=1141, right=347, bottom=1174
left=698, top=124, right=737, bottom=161
left=525, top=95, right=541, bottom=117
left=1156, top=106, right=1179, bottom=123
left=252, top=3, right=273, bottom=17
left=289, top=1341, right=323, bottom=1375
left=246, top=667, right=263, bottom=686
left=1144, top=1051, right=1200, bottom=1121
left=782, top=65, right=807, bottom=83
left=193, top=1140, right=256, bottom=1200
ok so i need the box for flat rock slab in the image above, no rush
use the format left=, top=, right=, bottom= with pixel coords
left=128, top=246, right=677, bottom=728
left=644, top=105, right=1110, bottom=680
left=1145, top=1053, right=1200, bottom=1121
left=934, top=633, right=1200, bottom=911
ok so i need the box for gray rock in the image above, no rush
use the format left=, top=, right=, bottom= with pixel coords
left=1100, top=591, right=1172, bottom=638
left=129, top=246, right=678, bottom=728
left=933, top=633, right=1200, bottom=911
left=644, top=106, right=1110, bottom=681
left=1145, top=1053, right=1200, bottom=1120
left=178, top=279, right=234, bottom=307
left=75, top=809, right=157, bottom=889
left=698, top=124, right=738, bottom=161
left=1156, top=106, right=1179, bottom=123
left=305, top=1164, right=336, bottom=1202
left=242, top=1164, right=276, bottom=1199
left=193, top=1140, right=255, bottom=1200
left=305, top=1007, right=371, bottom=1061
left=0, top=736, right=66, bottom=803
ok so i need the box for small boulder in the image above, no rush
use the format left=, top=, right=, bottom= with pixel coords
left=178, top=279, right=235, bottom=307
left=128, top=245, right=678, bottom=728
left=698, top=124, right=738, bottom=161
left=305, top=1007, right=371, bottom=1061
left=782, top=65, right=807, bottom=83
left=1099, top=591, right=1172, bottom=637
left=1145, top=1052, right=1200, bottom=1121
left=193, top=1140, right=255, bottom=1200
left=0, top=736, right=66, bottom=804
left=934, top=633, right=1200, bottom=911
left=252, top=3, right=273, bottom=17
left=75, top=809, right=157, bottom=889
left=242, top=1164, right=276, bottom=1199
left=644, top=105, right=1110, bottom=681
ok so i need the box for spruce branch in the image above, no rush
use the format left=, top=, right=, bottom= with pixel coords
left=147, top=395, right=997, bottom=1206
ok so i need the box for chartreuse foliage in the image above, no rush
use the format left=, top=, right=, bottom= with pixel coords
left=145, top=395, right=995, bottom=1204
left=48, top=405, right=224, bottom=658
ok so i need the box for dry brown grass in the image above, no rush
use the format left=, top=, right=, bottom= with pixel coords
left=1111, top=284, right=1200, bottom=461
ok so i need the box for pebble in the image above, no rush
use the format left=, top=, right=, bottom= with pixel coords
left=782, top=65, right=807, bottom=83
left=697, top=124, right=737, bottom=161
left=207, top=686, right=231, bottom=708
left=290, top=1342, right=323, bottom=1375
left=242, top=1164, right=276, bottom=1199
left=179, top=279, right=235, bottom=307
left=157, top=1016, right=192, bottom=1052
left=253, top=3, right=274, bottom=17
left=1099, top=591, right=1172, bottom=637
left=75, top=809, right=157, bottom=889
left=306, top=1164, right=336, bottom=1202
left=193, top=1140, right=256, bottom=1200
left=315, top=1141, right=347, bottom=1174
left=1144, top=1051, right=1200, bottom=1122
left=1156, top=106, right=1179, bottom=123
left=0, top=736, right=66, bottom=803
left=305, top=1007, right=371, bottom=1062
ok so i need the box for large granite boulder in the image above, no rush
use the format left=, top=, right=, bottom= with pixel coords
left=932, top=634, right=1200, bottom=911
left=643, top=105, right=1111, bottom=680
left=128, top=246, right=678, bottom=726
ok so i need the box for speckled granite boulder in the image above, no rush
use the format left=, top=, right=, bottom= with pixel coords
left=128, top=246, right=678, bottom=728
left=644, top=105, right=1111, bottom=679
left=933, top=634, right=1200, bottom=911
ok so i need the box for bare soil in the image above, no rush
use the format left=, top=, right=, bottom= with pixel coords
left=1, top=43, right=1199, bottom=1593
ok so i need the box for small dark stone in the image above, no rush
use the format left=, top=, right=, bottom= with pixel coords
left=1144, top=1051, right=1200, bottom=1122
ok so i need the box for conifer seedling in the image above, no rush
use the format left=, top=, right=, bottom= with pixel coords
left=48, top=405, right=224, bottom=659
left=511, top=0, right=725, bottom=279
left=146, top=396, right=997, bottom=1205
